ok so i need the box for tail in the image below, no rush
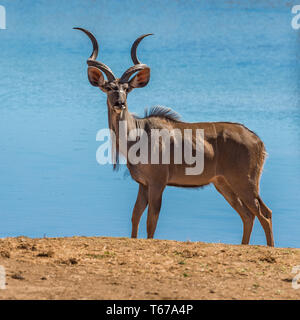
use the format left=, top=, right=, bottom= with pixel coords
left=255, top=139, right=267, bottom=193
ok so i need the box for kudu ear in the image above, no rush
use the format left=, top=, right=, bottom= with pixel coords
left=129, top=68, right=150, bottom=88
left=87, top=67, right=106, bottom=87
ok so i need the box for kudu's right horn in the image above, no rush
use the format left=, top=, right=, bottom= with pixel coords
left=73, top=27, right=116, bottom=82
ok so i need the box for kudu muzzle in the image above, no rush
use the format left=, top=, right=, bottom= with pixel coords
left=109, top=88, right=127, bottom=113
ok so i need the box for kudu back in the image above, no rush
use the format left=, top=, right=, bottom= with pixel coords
left=74, top=28, right=274, bottom=246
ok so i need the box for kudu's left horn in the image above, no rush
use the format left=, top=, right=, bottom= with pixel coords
left=120, top=33, right=153, bottom=83
left=131, top=33, right=153, bottom=65
left=73, top=27, right=116, bottom=82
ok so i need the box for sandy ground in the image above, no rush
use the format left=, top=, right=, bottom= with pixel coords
left=0, top=236, right=299, bottom=300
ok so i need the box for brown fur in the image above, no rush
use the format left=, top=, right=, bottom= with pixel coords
left=111, top=101, right=273, bottom=246
left=78, top=34, right=274, bottom=246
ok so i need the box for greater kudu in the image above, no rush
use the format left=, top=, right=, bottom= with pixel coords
left=74, top=28, right=274, bottom=246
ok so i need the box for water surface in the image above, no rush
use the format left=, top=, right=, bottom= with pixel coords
left=0, top=0, right=299, bottom=247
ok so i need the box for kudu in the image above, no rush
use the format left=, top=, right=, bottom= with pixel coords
left=74, top=28, right=274, bottom=246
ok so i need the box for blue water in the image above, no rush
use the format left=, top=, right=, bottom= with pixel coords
left=0, top=0, right=299, bottom=247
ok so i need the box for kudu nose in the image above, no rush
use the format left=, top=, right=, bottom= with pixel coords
left=114, top=101, right=126, bottom=110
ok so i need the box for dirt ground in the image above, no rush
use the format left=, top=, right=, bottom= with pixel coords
left=0, top=236, right=299, bottom=300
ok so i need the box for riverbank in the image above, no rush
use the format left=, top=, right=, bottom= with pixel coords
left=0, top=236, right=299, bottom=299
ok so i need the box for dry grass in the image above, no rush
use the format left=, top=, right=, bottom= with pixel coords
left=0, top=236, right=299, bottom=299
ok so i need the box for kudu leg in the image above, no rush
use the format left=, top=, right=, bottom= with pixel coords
left=253, top=196, right=274, bottom=247
left=214, top=177, right=255, bottom=245
left=146, top=185, right=165, bottom=239
left=226, top=178, right=274, bottom=247
left=131, top=184, right=148, bottom=238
